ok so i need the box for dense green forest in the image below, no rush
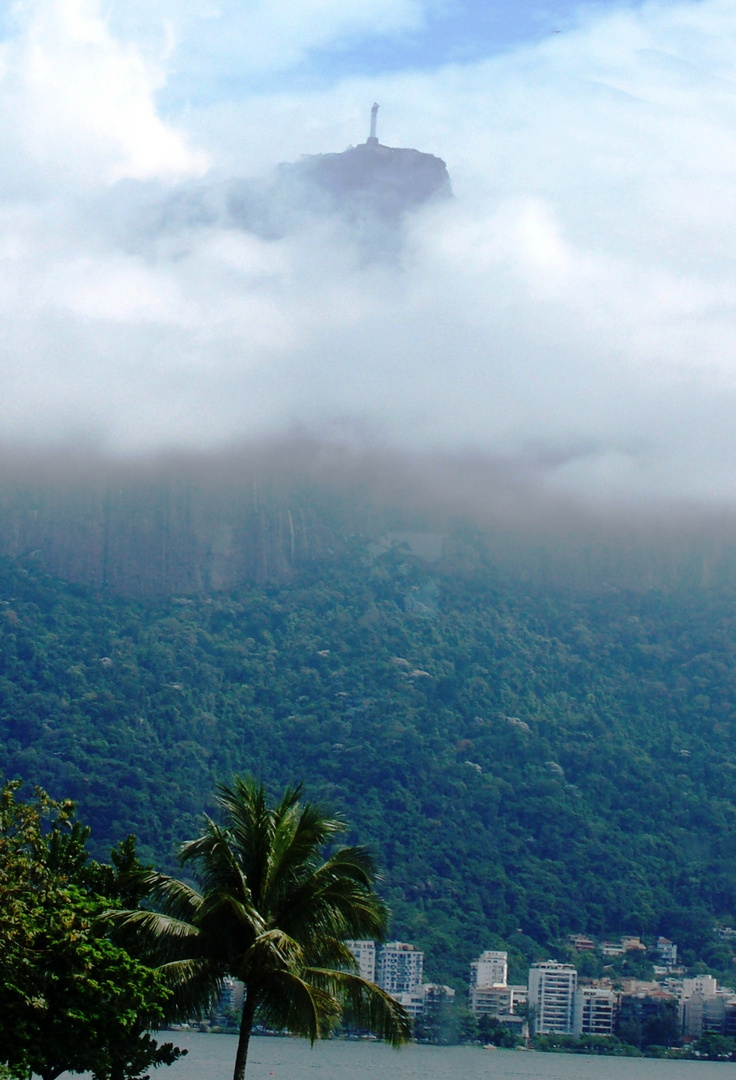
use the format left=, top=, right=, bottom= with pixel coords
left=3, top=529, right=736, bottom=986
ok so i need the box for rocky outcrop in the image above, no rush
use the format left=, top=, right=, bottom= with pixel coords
left=143, top=135, right=452, bottom=255
left=273, top=140, right=452, bottom=223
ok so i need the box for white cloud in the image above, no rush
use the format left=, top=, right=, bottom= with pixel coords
left=4, top=0, right=736, bottom=505
left=0, top=0, right=206, bottom=189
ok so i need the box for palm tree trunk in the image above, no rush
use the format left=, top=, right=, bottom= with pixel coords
left=233, top=986, right=258, bottom=1080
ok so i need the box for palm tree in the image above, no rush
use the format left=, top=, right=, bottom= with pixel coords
left=111, top=778, right=412, bottom=1080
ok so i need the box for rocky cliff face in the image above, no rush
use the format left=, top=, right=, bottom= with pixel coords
left=5, top=449, right=736, bottom=598
left=0, top=454, right=352, bottom=596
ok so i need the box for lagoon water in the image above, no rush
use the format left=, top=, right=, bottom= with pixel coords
left=85, top=1034, right=731, bottom=1080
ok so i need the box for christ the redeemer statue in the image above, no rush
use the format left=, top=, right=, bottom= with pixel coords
left=367, top=103, right=379, bottom=145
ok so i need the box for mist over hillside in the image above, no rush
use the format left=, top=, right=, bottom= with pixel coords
left=4, top=441, right=736, bottom=596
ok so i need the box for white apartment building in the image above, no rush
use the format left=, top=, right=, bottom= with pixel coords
left=469, top=984, right=527, bottom=1019
left=676, top=974, right=718, bottom=1031
left=345, top=940, right=376, bottom=982
left=677, top=976, right=736, bottom=1038
left=377, top=942, right=424, bottom=995
left=394, top=983, right=455, bottom=1018
left=680, top=974, right=717, bottom=1001
left=528, top=961, right=578, bottom=1034
left=471, top=950, right=508, bottom=989
left=468, top=948, right=526, bottom=1022
left=572, top=987, right=616, bottom=1036
left=394, top=987, right=426, bottom=1018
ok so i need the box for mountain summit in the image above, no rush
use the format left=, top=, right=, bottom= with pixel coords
left=146, top=107, right=451, bottom=254
left=275, top=104, right=452, bottom=223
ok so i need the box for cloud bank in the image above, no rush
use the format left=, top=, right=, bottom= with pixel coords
left=2, top=0, right=736, bottom=508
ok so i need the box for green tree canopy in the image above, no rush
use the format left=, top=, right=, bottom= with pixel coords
left=112, top=777, right=412, bottom=1080
left=0, top=781, right=183, bottom=1080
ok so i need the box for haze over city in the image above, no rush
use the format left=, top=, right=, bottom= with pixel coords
left=2, top=0, right=736, bottom=510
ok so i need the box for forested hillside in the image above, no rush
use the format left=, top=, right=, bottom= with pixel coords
left=3, top=532, right=736, bottom=985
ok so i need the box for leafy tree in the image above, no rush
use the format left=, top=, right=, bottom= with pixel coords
left=617, top=1015, right=643, bottom=1049
left=412, top=991, right=460, bottom=1045
left=573, top=950, right=604, bottom=979
left=477, top=1014, right=519, bottom=1047
left=690, top=1031, right=736, bottom=1060
left=0, top=782, right=184, bottom=1080
left=457, top=1007, right=479, bottom=1044
left=641, top=999, right=680, bottom=1048
left=532, top=1033, right=641, bottom=1056
left=112, top=777, right=412, bottom=1080
left=513, top=1000, right=535, bottom=1038
left=617, top=997, right=680, bottom=1051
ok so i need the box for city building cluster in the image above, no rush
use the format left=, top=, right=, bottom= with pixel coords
left=520, top=962, right=736, bottom=1040
left=350, top=933, right=736, bottom=1043
left=470, top=937, right=736, bottom=1043
left=210, top=932, right=736, bottom=1045
left=346, top=940, right=454, bottom=1018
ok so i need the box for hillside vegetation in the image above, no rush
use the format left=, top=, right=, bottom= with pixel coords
left=2, top=533, right=736, bottom=984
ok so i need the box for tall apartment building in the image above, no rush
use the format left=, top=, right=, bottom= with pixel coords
left=469, top=984, right=528, bottom=1019
left=528, top=961, right=577, bottom=1034
left=572, top=987, right=616, bottom=1036
left=471, top=950, right=508, bottom=989
left=377, top=942, right=424, bottom=995
left=345, top=940, right=376, bottom=982
left=468, top=949, right=527, bottom=1021
left=678, top=974, right=736, bottom=1039
left=677, top=974, right=718, bottom=1031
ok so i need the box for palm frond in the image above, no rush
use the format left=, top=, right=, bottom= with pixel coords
left=277, top=852, right=388, bottom=943
left=307, top=970, right=413, bottom=1047
left=156, top=958, right=226, bottom=1021
left=111, top=776, right=409, bottom=1061
left=320, top=845, right=380, bottom=881
left=135, top=870, right=205, bottom=922
left=257, top=969, right=341, bottom=1042
left=263, top=803, right=346, bottom=906
left=180, top=822, right=254, bottom=902
left=229, top=927, right=304, bottom=984
left=301, top=937, right=359, bottom=972
left=197, top=888, right=265, bottom=937
left=104, top=908, right=203, bottom=962
left=215, top=778, right=277, bottom=906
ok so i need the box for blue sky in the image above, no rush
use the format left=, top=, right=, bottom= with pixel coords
left=1, top=0, right=736, bottom=505
left=152, top=0, right=648, bottom=100
left=102, top=0, right=658, bottom=108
